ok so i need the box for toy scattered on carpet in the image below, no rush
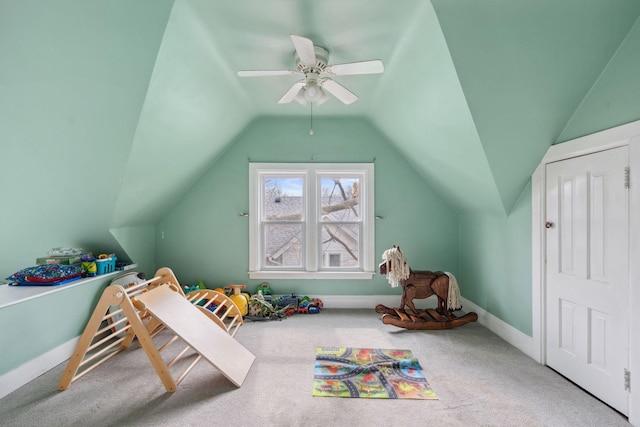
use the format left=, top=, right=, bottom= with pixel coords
left=247, top=291, right=289, bottom=320
left=256, top=282, right=272, bottom=298
left=376, top=245, right=477, bottom=330
left=270, top=294, right=323, bottom=316
left=226, top=284, right=250, bottom=316
left=298, top=296, right=323, bottom=314
left=247, top=291, right=323, bottom=320
left=182, top=281, right=206, bottom=294
left=180, top=281, right=323, bottom=321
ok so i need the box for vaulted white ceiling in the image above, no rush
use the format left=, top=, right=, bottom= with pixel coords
left=111, top=0, right=640, bottom=227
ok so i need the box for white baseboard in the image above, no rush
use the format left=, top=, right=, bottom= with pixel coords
left=315, top=294, right=399, bottom=309
left=318, top=294, right=534, bottom=359
left=0, top=336, right=78, bottom=399
left=460, top=298, right=534, bottom=359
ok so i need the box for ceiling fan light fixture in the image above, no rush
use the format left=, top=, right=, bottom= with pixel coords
left=294, top=92, right=307, bottom=106
left=317, top=91, right=329, bottom=105
left=303, top=81, right=323, bottom=102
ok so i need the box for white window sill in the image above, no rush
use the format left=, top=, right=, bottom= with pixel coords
left=248, top=271, right=375, bottom=280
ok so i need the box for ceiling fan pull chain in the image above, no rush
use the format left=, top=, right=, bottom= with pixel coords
left=309, top=102, right=314, bottom=135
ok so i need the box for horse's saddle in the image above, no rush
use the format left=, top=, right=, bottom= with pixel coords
left=406, top=270, right=445, bottom=283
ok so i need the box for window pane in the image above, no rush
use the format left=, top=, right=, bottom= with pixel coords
left=263, top=177, right=304, bottom=221
left=319, top=177, right=360, bottom=220
left=264, top=223, right=303, bottom=268
left=328, top=254, right=341, bottom=266
left=321, top=223, right=359, bottom=268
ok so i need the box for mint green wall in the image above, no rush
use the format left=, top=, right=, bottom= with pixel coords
left=369, top=0, right=504, bottom=217
left=0, top=1, right=173, bottom=377
left=0, top=0, right=173, bottom=279
left=156, top=116, right=460, bottom=296
left=557, top=16, right=640, bottom=143
left=456, top=14, right=640, bottom=337
left=431, top=0, right=640, bottom=214
left=0, top=274, right=116, bottom=376
left=110, top=226, right=156, bottom=275
left=459, top=185, right=533, bottom=335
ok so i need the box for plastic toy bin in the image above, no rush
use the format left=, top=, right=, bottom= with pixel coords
left=96, top=257, right=117, bottom=275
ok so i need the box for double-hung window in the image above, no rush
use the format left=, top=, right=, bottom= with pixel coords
left=249, top=163, right=374, bottom=279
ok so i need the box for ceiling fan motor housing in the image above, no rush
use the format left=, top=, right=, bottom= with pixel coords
left=296, top=46, right=329, bottom=74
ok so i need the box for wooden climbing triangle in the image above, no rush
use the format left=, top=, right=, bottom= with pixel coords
left=57, top=267, right=255, bottom=392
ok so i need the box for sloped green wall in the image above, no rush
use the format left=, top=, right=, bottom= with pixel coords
left=459, top=186, right=533, bottom=335
left=0, top=275, right=115, bottom=376
left=0, top=0, right=173, bottom=377
left=0, top=0, right=173, bottom=279
left=110, top=226, right=156, bottom=275
left=456, top=15, right=640, bottom=336
left=557, top=16, right=640, bottom=142
left=431, top=0, right=640, bottom=214
left=156, top=116, right=460, bottom=297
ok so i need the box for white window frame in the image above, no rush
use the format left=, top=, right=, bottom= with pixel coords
left=249, top=162, right=375, bottom=279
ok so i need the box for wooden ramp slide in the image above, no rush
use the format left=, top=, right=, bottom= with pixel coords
left=57, top=267, right=255, bottom=392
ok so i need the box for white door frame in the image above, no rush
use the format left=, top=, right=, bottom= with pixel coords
left=532, top=119, right=640, bottom=424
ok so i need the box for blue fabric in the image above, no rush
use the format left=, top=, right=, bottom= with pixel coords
left=7, top=264, right=83, bottom=284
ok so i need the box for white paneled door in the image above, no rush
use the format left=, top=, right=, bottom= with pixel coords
left=545, top=146, right=629, bottom=414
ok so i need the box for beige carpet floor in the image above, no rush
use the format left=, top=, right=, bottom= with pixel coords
left=0, top=309, right=630, bottom=427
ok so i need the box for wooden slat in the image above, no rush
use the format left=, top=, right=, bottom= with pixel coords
left=58, top=285, right=128, bottom=390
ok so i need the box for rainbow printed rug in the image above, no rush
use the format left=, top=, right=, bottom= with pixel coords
left=312, top=347, right=438, bottom=400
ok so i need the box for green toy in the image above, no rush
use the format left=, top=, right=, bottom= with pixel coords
left=247, top=291, right=288, bottom=320
left=256, top=282, right=272, bottom=295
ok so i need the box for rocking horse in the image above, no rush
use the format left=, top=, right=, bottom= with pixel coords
left=375, top=246, right=477, bottom=330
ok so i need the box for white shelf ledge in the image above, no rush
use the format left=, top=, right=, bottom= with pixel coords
left=0, top=264, right=138, bottom=309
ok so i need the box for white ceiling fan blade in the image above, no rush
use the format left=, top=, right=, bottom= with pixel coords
left=290, top=35, right=316, bottom=66
left=278, top=81, right=305, bottom=104
left=325, top=60, right=384, bottom=76
left=321, top=79, right=358, bottom=105
left=237, top=70, right=295, bottom=77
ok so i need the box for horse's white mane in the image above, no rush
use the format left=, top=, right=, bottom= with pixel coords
left=380, top=246, right=410, bottom=288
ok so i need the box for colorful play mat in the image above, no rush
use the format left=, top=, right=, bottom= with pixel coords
left=312, top=347, right=438, bottom=400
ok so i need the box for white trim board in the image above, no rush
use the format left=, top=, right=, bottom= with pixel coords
left=461, top=298, right=534, bottom=359
left=0, top=336, right=79, bottom=400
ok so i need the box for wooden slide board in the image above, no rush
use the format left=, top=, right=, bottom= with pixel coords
left=135, top=284, right=255, bottom=387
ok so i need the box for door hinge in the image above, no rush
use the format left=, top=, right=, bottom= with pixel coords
left=624, top=369, right=631, bottom=391
left=624, top=167, right=630, bottom=189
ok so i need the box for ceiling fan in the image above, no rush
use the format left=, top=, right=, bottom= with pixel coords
left=237, top=35, right=384, bottom=106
